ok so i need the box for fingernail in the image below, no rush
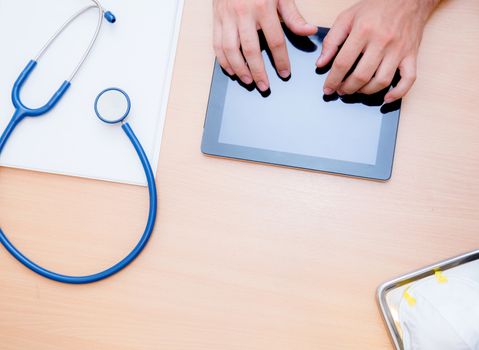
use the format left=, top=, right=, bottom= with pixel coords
left=257, top=81, right=268, bottom=92
left=279, top=70, right=290, bottom=78
left=306, top=23, right=318, bottom=32
left=384, top=97, right=394, bottom=104
left=242, top=75, right=253, bottom=84
left=337, top=90, right=345, bottom=96
left=225, top=68, right=234, bottom=76
left=316, top=54, right=323, bottom=66
left=323, top=88, right=334, bottom=95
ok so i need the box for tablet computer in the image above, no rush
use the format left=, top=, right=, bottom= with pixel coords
left=202, top=27, right=402, bottom=180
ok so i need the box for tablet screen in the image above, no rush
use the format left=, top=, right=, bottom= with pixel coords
left=202, top=27, right=401, bottom=180
left=219, top=60, right=383, bottom=165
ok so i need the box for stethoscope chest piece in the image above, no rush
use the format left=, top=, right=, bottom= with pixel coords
left=95, top=88, right=131, bottom=124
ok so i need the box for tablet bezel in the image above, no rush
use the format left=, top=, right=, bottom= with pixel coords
left=201, top=28, right=401, bottom=181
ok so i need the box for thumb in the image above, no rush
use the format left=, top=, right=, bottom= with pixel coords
left=316, top=13, right=351, bottom=68
left=278, top=0, right=317, bottom=36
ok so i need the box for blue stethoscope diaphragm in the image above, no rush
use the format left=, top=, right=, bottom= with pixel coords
left=95, top=87, right=131, bottom=124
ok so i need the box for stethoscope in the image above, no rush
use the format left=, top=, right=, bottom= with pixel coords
left=0, top=1, right=157, bottom=284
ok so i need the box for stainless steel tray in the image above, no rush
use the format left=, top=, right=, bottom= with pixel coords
left=377, top=249, right=479, bottom=349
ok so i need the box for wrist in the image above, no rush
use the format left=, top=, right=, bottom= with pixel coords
left=418, top=0, right=441, bottom=20
left=400, top=0, right=439, bottom=22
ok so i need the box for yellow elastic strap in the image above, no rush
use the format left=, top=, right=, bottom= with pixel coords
left=403, top=287, right=416, bottom=307
left=435, top=270, right=448, bottom=284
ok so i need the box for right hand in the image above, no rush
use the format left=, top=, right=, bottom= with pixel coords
left=213, top=0, right=317, bottom=92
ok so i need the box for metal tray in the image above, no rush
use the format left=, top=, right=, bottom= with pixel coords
left=377, top=249, right=479, bottom=349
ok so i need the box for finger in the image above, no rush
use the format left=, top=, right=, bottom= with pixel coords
left=222, top=19, right=253, bottom=84
left=323, top=31, right=366, bottom=95
left=213, top=18, right=234, bottom=76
left=259, top=11, right=290, bottom=79
left=238, top=17, right=269, bottom=91
left=338, top=44, right=384, bottom=95
left=384, top=55, right=417, bottom=103
left=278, top=0, right=317, bottom=36
left=359, top=54, right=400, bottom=94
left=316, top=12, right=352, bottom=69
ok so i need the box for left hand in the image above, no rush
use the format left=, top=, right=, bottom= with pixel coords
left=316, top=0, right=440, bottom=103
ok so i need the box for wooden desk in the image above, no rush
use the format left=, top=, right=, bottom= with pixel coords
left=1, top=1, right=478, bottom=349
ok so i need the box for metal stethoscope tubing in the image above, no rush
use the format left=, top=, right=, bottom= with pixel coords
left=0, top=2, right=158, bottom=284
left=36, top=0, right=116, bottom=82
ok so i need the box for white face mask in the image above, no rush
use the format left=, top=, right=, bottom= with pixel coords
left=399, top=276, right=479, bottom=350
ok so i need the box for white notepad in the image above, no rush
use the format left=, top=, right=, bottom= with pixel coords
left=0, top=0, right=184, bottom=185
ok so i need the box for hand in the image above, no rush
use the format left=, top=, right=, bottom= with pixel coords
left=213, top=0, right=317, bottom=91
left=316, top=0, right=440, bottom=103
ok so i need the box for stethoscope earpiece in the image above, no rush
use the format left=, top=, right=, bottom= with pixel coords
left=104, top=11, right=116, bottom=24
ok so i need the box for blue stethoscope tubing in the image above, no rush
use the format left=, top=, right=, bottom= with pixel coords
left=0, top=123, right=158, bottom=284
left=0, top=2, right=158, bottom=284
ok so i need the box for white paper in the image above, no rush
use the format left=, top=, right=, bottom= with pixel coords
left=0, top=0, right=184, bottom=185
